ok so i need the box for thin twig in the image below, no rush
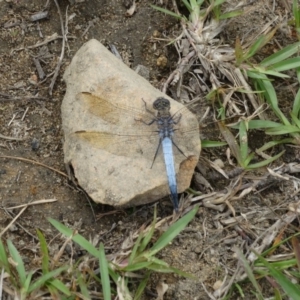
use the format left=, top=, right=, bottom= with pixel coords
left=0, top=95, right=48, bottom=101
left=3, top=208, right=38, bottom=241
left=234, top=68, right=265, bottom=119
left=0, top=204, right=27, bottom=237
left=49, top=0, right=67, bottom=95
left=4, top=198, right=57, bottom=210
left=0, top=155, right=68, bottom=177
left=162, top=50, right=195, bottom=94
left=0, top=134, right=24, bottom=141
left=1, top=199, right=57, bottom=239
left=33, top=58, right=46, bottom=79
left=51, top=233, right=74, bottom=269
left=11, top=33, right=75, bottom=53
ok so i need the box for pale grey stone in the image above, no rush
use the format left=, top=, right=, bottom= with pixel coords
left=61, top=39, right=201, bottom=208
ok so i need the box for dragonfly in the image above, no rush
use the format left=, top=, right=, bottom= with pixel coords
left=73, top=92, right=201, bottom=212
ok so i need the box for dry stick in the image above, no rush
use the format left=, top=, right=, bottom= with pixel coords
left=5, top=198, right=57, bottom=210
left=33, top=57, right=46, bottom=79
left=1, top=204, right=30, bottom=237
left=11, top=33, right=65, bottom=53
left=162, top=50, right=195, bottom=94
left=171, top=0, right=180, bottom=15
left=4, top=208, right=38, bottom=241
left=49, top=0, right=66, bottom=96
left=64, top=5, right=71, bottom=54
left=0, top=155, right=68, bottom=177
left=0, top=134, right=24, bottom=141
left=51, top=233, right=74, bottom=269
left=234, top=68, right=266, bottom=120
left=0, top=95, right=48, bottom=101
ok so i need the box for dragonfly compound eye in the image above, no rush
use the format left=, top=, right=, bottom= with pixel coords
left=153, top=97, right=170, bottom=111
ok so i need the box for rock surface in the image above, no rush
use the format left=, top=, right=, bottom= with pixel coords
left=61, top=39, right=201, bottom=208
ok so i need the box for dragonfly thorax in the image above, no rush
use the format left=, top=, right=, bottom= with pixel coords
left=156, top=116, right=175, bottom=139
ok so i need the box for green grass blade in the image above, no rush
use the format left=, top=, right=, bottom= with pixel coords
left=219, top=10, right=243, bottom=20
left=235, top=37, right=244, bottom=65
left=201, top=140, right=227, bottom=147
left=254, top=251, right=300, bottom=298
left=128, top=231, right=144, bottom=265
left=139, top=207, right=157, bottom=253
left=108, top=268, right=120, bottom=284
left=23, top=271, right=33, bottom=293
left=150, top=5, right=183, bottom=20
left=255, top=258, right=297, bottom=270
left=148, top=256, right=169, bottom=267
left=28, top=266, right=68, bottom=293
left=7, top=240, right=26, bottom=286
left=247, top=70, right=274, bottom=80
left=245, top=32, right=275, bottom=60
left=46, top=284, right=61, bottom=299
left=235, top=248, right=264, bottom=299
left=260, top=42, right=300, bottom=66
left=122, top=261, right=153, bottom=272
left=270, top=57, right=300, bottom=72
left=36, top=230, right=49, bottom=274
left=297, top=67, right=300, bottom=82
left=259, top=69, right=290, bottom=78
left=48, top=278, right=72, bottom=296
left=48, top=218, right=100, bottom=258
left=244, top=152, right=255, bottom=168
left=99, top=243, right=111, bottom=300
left=291, top=112, right=300, bottom=128
left=182, top=0, right=192, bottom=12
left=0, top=240, right=10, bottom=272
left=247, top=150, right=285, bottom=169
left=149, top=206, right=198, bottom=256
left=293, top=0, right=300, bottom=31
left=245, top=120, right=282, bottom=129
left=146, top=264, right=195, bottom=278
left=292, top=88, right=300, bottom=116
left=77, top=273, right=90, bottom=299
left=266, top=125, right=300, bottom=135
left=257, top=138, right=294, bottom=152
left=212, top=0, right=227, bottom=6
left=133, top=271, right=150, bottom=300
left=256, top=77, right=290, bottom=125
left=247, top=68, right=289, bottom=79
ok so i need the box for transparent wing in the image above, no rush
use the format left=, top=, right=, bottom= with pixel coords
left=78, top=92, right=155, bottom=125
left=75, top=92, right=200, bottom=161
left=74, top=130, right=160, bottom=160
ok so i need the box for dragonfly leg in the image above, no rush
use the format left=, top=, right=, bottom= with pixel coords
left=171, top=113, right=182, bottom=124
left=142, top=98, right=156, bottom=115
left=151, top=138, right=162, bottom=169
left=171, top=140, right=187, bottom=158
left=134, top=117, right=156, bottom=126
left=134, top=98, right=157, bottom=125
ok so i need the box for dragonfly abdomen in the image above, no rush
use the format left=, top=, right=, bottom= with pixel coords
left=162, top=136, right=178, bottom=212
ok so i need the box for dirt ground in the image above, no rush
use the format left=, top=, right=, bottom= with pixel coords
left=0, top=0, right=299, bottom=299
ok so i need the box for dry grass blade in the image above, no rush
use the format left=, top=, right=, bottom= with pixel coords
left=248, top=211, right=299, bottom=262
left=160, top=0, right=280, bottom=121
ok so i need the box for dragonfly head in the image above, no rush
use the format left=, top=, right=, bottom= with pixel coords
left=153, top=97, right=171, bottom=115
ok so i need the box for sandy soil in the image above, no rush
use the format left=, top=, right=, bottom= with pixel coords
left=0, top=0, right=298, bottom=299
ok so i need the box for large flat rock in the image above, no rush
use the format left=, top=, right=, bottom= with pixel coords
left=61, top=39, right=201, bottom=208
